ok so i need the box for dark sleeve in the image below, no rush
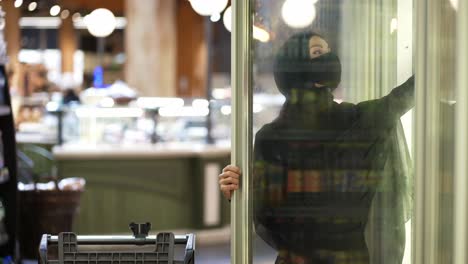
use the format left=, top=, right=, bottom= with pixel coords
left=356, top=75, right=415, bottom=129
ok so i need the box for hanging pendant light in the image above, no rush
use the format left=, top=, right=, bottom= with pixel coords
left=84, top=8, right=116, bottom=38
left=281, top=0, right=318, bottom=28
left=189, top=0, right=228, bottom=16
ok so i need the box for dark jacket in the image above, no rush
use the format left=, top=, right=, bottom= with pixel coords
left=253, top=76, right=414, bottom=263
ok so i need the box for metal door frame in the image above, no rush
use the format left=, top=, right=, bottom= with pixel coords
left=231, top=0, right=468, bottom=263
left=231, top=0, right=253, bottom=263
left=413, top=0, right=468, bottom=263
left=453, top=0, right=468, bottom=263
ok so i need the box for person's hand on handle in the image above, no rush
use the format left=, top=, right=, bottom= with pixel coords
left=219, top=165, right=241, bottom=201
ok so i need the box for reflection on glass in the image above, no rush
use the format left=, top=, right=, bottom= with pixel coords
left=433, top=1, right=458, bottom=263
left=252, top=31, right=414, bottom=263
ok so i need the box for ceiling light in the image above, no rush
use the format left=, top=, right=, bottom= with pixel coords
left=72, top=12, right=81, bottom=22
left=14, top=0, right=23, bottom=8
left=222, top=6, right=231, bottom=31
left=50, top=5, right=61, bottom=17
left=28, top=2, right=37, bottom=12
left=85, top=8, right=116, bottom=38
left=189, top=0, right=228, bottom=16
left=61, top=9, right=70, bottom=20
left=281, top=0, right=317, bottom=28
left=210, top=13, right=221, bottom=22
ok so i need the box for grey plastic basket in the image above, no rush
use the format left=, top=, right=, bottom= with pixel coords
left=39, top=224, right=195, bottom=264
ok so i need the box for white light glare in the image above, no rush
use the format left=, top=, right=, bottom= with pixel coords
left=281, top=0, right=317, bottom=28
left=390, top=18, right=398, bottom=34
left=50, top=5, right=61, bottom=17
left=19, top=17, right=62, bottom=28
left=220, top=105, right=231, bottom=115
left=159, top=106, right=209, bottom=117
left=136, top=97, right=184, bottom=109
left=220, top=103, right=262, bottom=115
left=46, top=102, right=59, bottom=112
left=61, top=10, right=70, bottom=20
left=450, top=0, right=458, bottom=9
left=100, top=97, right=115, bottom=108
left=253, top=104, right=263, bottom=113
left=210, top=13, right=221, bottom=22
left=75, top=108, right=143, bottom=118
left=72, top=12, right=81, bottom=22
left=189, top=0, right=228, bottom=16
left=223, top=6, right=270, bottom=42
left=192, top=99, right=209, bottom=108
left=28, top=2, right=37, bottom=12
left=14, top=0, right=23, bottom=8
left=212, top=88, right=229, bottom=99
left=253, top=26, right=270, bottom=43
left=222, top=6, right=232, bottom=31
left=85, top=8, right=116, bottom=37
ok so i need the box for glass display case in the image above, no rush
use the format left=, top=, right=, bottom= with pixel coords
left=54, top=94, right=285, bottom=146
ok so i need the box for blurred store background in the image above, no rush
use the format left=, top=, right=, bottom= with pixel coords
left=0, top=0, right=282, bottom=263
left=0, top=0, right=421, bottom=263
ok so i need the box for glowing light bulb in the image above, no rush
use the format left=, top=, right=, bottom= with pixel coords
left=14, top=0, right=23, bottom=8
left=281, top=0, right=317, bottom=28
left=210, top=13, right=221, bottom=22
left=72, top=12, right=81, bottom=22
left=50, top=5, right=61, bottom=17
left=28, top=2, right=37, bottom=12
left=189, top=0, right=228, bottom=16
left=223, top=6, right=232, bottom=31
left=61, top=10, right=70, bottom=20
left=85, top=8, right=116, bottom=37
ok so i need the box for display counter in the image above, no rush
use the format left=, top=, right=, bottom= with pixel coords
left=53, top=143, right=231, bottom=234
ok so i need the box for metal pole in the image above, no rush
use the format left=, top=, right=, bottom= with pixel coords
left=413, top=0, right=430, bottom=262
left=414, top=0, right=444, bottom=263
left=97, top=37, right=105, bottom=67
left=453, top=0, right=468, bottom=262
left=231, top=0, right=252, bottom=262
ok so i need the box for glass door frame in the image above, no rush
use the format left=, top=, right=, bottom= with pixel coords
left=413, top=0, right=468, bottom=263
left=453, top=0, right=468, bottom=262
left=230, top=0, right=253, bottom=263
left=230, top=0, right=468, bottom=263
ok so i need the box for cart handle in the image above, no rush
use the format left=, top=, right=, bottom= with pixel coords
left=39, top=233, right=195, bottom=264
left=46, top=234, right=191, bottom=245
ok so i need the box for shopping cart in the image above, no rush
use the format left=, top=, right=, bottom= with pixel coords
left=38, top=223, right=195, bottom=264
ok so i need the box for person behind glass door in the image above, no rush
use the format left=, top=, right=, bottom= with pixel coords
left=219, top=31, right=414, bottom=264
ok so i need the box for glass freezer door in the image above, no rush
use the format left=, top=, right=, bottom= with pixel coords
left=230, top=0, right=468, bottom=263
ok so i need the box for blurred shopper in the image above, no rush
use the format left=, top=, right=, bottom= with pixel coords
left=219, top=31, right=414, bottom=264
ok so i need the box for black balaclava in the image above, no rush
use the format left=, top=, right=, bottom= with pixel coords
left=273, top=32, right=342, bottom=98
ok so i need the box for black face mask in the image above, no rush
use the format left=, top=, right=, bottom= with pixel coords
left=274, top=52, right=342, bottom=95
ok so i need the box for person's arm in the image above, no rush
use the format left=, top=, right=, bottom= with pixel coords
left=357, top=75, right=415, bottom=129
